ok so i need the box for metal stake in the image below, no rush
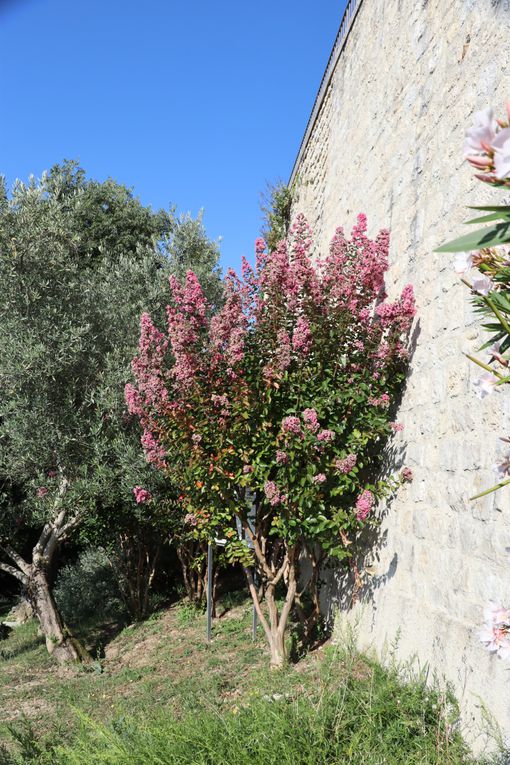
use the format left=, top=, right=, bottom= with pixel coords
left=252, top=568, right=258, bottom=641
left=206, top=541, right=213, bottom=642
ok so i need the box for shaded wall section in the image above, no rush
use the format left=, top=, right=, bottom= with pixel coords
left=291, top=0, right=510, bottom=743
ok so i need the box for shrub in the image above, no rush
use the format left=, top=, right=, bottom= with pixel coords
left=54, top=548, right=127, bottom=627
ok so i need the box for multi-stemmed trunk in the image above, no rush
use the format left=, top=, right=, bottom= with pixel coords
left=243, top=536, right=299, bottom=669
left=114, top=530, right=160, bottom=621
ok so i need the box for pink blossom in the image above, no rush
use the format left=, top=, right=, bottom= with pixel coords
left=276, top=450, right=289, bottom=465
left=369, top=393, right=390, bottom=408
left=184, top=512, right=198, bottom=526
left=473, top=372, right=499, bottom=399
left=335, top=454, right=357, bottom=474
left=317, top=429, right=335, bottom=442
left=479, top=602, right=510, bottom=661
left=47, top=470, right=57, bottom=478
left=463, top=108, right=496, bottom=156
left=36, top=487, right=48, bottom=498
left=141, top=429, right=167, bottom=468
left=454, top=252, right=474, bottom=274
left=302, top=408, right=319, bottom=433
left=133, top=486, right=152, bottom=504
left=390, top=422, right=404, bottom=432
left=401, top=467, right=413, bottom=483
left=472, top=274, right=493, bottom=296
left=264, top=480, right=283, bottom=506
left=192, top=433, right=202, bottom=444
left=493, top=453, right=510, bottom=480
left=255, top=237, right=266, bottom=254
left=355, top=490, right=374, bottom=521
left=492, top=127, right=510, bottom=179
left=313, top=473, right=326, bottom=484
left=243, top=464, right=253, bottom=474
left=282, top=416, right=302, bottom=435
left=292, top=316, right=312, bottom=354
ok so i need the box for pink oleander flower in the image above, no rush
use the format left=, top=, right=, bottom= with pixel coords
left=242, top=464, right=253, bottom=474
left=493, top=453, right=510, bottom=480
left=401, top=467, right=413, bottom=483
left=133, top=486, right=152, bottom=504
left=302, top=408, right=319, bottom=433
left=463, top=108, right=497, bottom=156
left=355, top=490, right=374, bottom=521
left=264, top=480, right=283, bottom=506
left=389, top=422, right=404, bottom=432
left=317, top=429, right=335, bottom=442
left=473, top=372, right=499, bottom=399
left=276, top=450, right=289, bottom=465
left=471, top=274, right=493, bottom=296
left=479, top=602, right=510, bottom=661
left=335, top=454, right=357, bottom=474
left=184, top=512, right=198, bottom=526
left=282, top=415, right=302, bottom=435
left=313, top=473, right=326, bottom=484
left=454, top=252, right=474, bottom=274
left=492, top=127, right=510, bottom=179
left=36, top=487, right=48, bottom=498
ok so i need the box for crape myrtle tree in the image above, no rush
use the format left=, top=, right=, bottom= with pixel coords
left=0, top=162, right=222, bottom=660
left=128, top=213, right=415, bottom=667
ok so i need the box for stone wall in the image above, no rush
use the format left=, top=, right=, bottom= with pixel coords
left=290, top=0, right=510, bottom=746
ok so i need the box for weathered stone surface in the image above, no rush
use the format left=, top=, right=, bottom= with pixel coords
left=291, top=0, right=510, bottom=744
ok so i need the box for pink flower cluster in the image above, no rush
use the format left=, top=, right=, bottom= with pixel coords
left=264, top=480, right=285, bottom=506
left=184, top=512, right=198, bottom=526
left=317, top=429, right=335, bottom=443
left=335, top=454, right=357, bottom=474
left=355, top=490, right=374, bottom=521
left=133, top=486, right=152, bottom=504
left=390, top=422, right=404, bottom=433
left=36, top=487, right=48, bottom=498
left=281, top=416, right=302, bottom=436
left=302, top=408, right=319, bottom=433
left=369, top=393, right=390, bottom=408
left=312, top=473, right=326, bottom=484
left=292, top=316, right=312, bottom=354
left=479, top=603, right=510, bottom=661
left=276, top=450, right=289, bottom=465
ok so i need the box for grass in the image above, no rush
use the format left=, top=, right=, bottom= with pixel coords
left=0, top=594, right=507, bottom=764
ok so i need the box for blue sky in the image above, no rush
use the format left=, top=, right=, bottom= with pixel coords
left=0, top=0, right=346, bottom=272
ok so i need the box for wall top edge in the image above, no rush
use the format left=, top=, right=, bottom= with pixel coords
left=288, top=0, right=365, bottom=188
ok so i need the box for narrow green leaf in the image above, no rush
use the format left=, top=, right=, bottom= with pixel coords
left=435, top=222, right=510, bottom=252
left=464, top=212, right=510, bottom=225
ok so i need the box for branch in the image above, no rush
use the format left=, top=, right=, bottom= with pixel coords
left=244, top=566, right=271, bottom=642
left=0, top=542, right=30, bottom=576
left=0, top=560, right=28, bottom=585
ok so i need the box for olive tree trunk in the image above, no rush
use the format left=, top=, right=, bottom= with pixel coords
left=0, top=488, right=89, bottom=664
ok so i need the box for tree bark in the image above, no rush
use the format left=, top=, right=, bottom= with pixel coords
left=0, top=483, right=90, bottom=664
left=243, top=543, right=299, bottom=669
left=28, top=564, right=84, bottom=662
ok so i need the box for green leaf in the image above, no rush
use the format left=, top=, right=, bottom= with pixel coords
left=435, top=222, right=510, bottom=252
left=464, top=212, right=510, bottom=225
left=468, top=205, right=510, bottom=212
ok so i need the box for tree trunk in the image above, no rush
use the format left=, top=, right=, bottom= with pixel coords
left=29, top=565, right=83, bottom=663
left=243, top=543, right=298, bottom=669
left=0, top=487, right=90, bottom=664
